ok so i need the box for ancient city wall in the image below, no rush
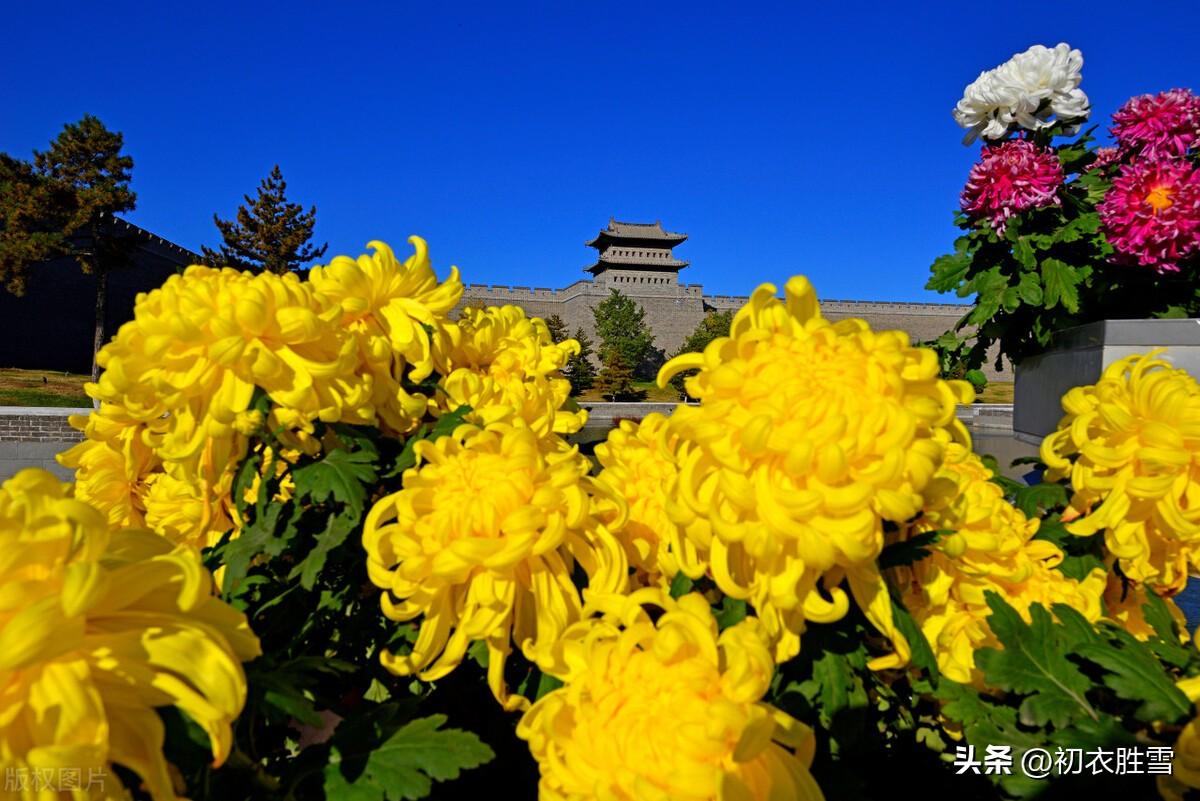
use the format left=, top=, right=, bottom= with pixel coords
left=453, top=277, right=1007, bottom=379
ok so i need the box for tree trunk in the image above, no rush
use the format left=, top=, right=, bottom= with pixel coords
left=91, top=268, right=108, bottom=389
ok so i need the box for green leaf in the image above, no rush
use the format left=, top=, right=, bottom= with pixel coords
left=668, top=572, right=694, bottom=599
left=1012, top=237, right=1036, bottom=269
left=263, top=688, right=323, bottom=727
left=1141, top=591, right=1196, bottom=669
left=714, top=596, right=748, bottom=631
left=324, top=714, right=493, bottom=801
left=878, top=530, right=944, bottom=570
left=1013, top=481, right=1068, bottom=517
left=964, top=268, right=1009, bottom=324
left=890, top=596, right=940, bottom=682
left=1016, top=271, right=1043, bottom=305
left=1000, top=286, right=1020, bottom=313
left=1041, top=258, right=1082, bottom=313
left=927, top=251, right=971, bottom=293
left=1034, top=519, right=1106, bottom=581
left=1074, top=627, right=1192, bottom=724
left=293, top=447, right=379, bottom=517
left=288, top=512, right=358, bottom=591
left=964, top=369, right=987, bottom=392
left=220, top=503, right=292, bottom=594
left=810, top=649, right=869, bottom=728
left=975, top=595, right=1097, bottom=728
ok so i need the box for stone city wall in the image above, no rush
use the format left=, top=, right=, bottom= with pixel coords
left=455, top=278, right=1007, bottom=379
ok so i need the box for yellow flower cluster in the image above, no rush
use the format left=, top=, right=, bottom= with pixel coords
left=362, top=424, right=625, bottom=710
left=1162, top=674, right=1200, bottom=801
left=1041, top=352, right=1200, bottom=595
left=518, top=590, right=825, bottom=801
left=657, top=276, right=973, bottom=667
left=60, top=238, right=464, bottom=550
left=0, top=469, right=259, bottom=801
left=435, top=304, right=586, bottom=437
left=890, top=443, right=1106, bottom=685
left=593, top=412, right=707, bottom=586
left=309, top=238, right=464, bottom=434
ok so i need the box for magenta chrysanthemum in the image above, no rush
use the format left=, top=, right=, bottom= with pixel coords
left=1098, top=158, right=1200, bottom=273
left=1112, top=89, right=1200, bottom=159
left=961, top=140, right=1064, bottom=234
left=1086, top=146, right=1122, bottom=173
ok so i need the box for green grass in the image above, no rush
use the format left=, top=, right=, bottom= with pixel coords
left=0, top=368, right=91, bottom=407
left=976, top=381, right=1014, bottom=404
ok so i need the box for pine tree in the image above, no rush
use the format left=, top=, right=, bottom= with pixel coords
left=203, top=165, right=327, bottom=273
left=592, top=289, right=655, bottom=378
left=564, top=326, right=596, bottom=395
left=0, top=116, right=139, bottom=381
left=669, top=309, right=734, bottom=398
left=0, top=154, right=76, bottom=295
left=544, top=314, right=568, bottom=345
left=595, top=349, right=637, bottom=401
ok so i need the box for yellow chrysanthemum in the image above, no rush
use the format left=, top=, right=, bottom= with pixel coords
left=58, top=413, right=159, bottom=529
left=308, top=238, right=463, bottom=434
left=593, top=413, right=708, bottom=586
left=657, top=276, right=973, bottom=667
left=362, top=424, right=625, bottom=710
left=891, top=442, right=1105, bottom=685
left=70, top=264, right=381, bottom=547
left=436, top=305, right=586, bottom=437
left=241, top=445, right=299, bottom=506
left=1041, top=352, right=1200, bottom=595
left=0, top=469, right=260, bottom=801
left=1101, top=573, right=1188, bottom=641
left=1162, top=675, right=1200, bottom=801
left=517, top=590, right=825, bottom=801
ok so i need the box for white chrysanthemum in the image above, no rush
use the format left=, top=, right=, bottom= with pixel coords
left=954, top=43, right=1089, bottom=143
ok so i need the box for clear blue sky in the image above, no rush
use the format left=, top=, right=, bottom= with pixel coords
left=3, top=1, right=1197, bottom=302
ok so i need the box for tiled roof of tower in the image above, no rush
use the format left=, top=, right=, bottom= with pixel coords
left=585, top=218, right=687, bottom=248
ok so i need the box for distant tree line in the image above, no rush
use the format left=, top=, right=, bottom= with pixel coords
left=1, top=114, right=327, bottom=380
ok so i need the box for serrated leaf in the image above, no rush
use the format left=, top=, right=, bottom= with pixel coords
left=1013, top=481, right=1068, bottom=517
left=1016, top=271, right=1043, bottom=305
left=1000, top=286, right=1021, bottom=313
left=975, top=595, right=1096, bottom=728
left=1141, top=591, right=1196, bottom=669
left=288, top=511, right=358, bottom=590
left=1074, top=627, right=1193, bottom=724
left=324, top=714, right=493, bottom=801
left=811, top=650, right=868, bottom=727
left=220, top=503, right=291, bottom=594
left=1013, top=237, right=1037, bottom=269
left=1042, top=258, right=1082, bottom=313
left=293, top=448, right=379, bottom=517
left=878, top=530, right=944, bottom=570
left=927, top=251, right=971, bottom=293
left=964, top=268, right=1009, bottom=324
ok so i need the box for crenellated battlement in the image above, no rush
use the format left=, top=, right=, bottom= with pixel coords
left=452, top=218, right=998, bottom=378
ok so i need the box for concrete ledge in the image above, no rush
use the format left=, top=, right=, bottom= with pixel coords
left=0, top=406, right=92, bottom=416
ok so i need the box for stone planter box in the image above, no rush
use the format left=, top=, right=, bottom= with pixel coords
left=1013, top=319, right=1200, bottom=444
